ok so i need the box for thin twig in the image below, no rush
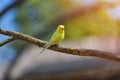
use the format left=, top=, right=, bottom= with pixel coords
left=0, top=36, right=15, bottom=47
left=0, top=28, right=120, bottom=62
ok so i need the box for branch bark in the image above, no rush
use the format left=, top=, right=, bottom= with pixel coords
left=0, top=36, right=15, bottom=47
left=0, top=28, right=120, bottom=62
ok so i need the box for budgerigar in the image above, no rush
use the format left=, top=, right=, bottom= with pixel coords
left=36, top=25, right=65, bottom=57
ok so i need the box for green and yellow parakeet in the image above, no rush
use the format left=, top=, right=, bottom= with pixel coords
left=36, top=25, right=65, bottom=57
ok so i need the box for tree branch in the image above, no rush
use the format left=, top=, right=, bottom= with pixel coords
left=0, top=36, right=15, bottom=47
left=0, top=28, right=120, bottom=62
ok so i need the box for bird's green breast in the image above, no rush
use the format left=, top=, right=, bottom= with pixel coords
left=50, top=31, right=64, bottom=44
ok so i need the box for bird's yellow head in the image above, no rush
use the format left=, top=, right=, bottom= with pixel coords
left=57, top=25, right=64, bottom=33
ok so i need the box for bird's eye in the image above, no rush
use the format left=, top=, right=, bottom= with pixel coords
left=61, top=28, right=63, bottom=30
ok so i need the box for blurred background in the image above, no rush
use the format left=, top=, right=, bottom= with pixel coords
left=1, top=0, right=120, bottom=80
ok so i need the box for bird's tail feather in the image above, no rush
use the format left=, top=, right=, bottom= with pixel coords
left=43, top=42, right=52, bottom=48
left=34, top=48, right=46, bottom=58
left=34, top=42, right=52, bottom=58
